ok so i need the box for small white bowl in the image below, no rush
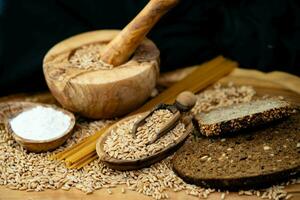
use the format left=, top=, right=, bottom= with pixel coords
left=4, top=102, right=75, bottom=152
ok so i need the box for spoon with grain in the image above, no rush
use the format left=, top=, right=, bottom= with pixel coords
left=96, top=91, right=196, bottom=170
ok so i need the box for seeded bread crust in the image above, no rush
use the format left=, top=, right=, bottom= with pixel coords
left=195, top=99, right=294, bottom=136
left=172, top=112, right=300, bottom=190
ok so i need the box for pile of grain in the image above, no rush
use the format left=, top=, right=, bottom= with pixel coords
left=191, top=83, right=256, bottom=115
left=69, top=43, right=113, bottom=70
left=0, top=84, right=298, bottom=200
left=104, top=109, right=185, bottom=160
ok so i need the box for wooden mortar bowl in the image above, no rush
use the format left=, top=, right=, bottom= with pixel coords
left=43, top=30, right=160, bottom=119
left=3, top=102, right=75, bottom=152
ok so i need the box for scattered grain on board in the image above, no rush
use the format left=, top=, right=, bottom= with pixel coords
left=107, top=189, right=112, bottom=195
left=0, top=83, right=298, bottom=200
left=264, top=146, right=272, bottom=151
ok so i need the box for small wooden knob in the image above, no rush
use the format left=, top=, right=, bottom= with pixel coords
left=175, top=91, right=197, bottom=111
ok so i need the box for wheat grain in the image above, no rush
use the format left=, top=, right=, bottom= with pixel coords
left=0, top=84, right=297, bottom=200
left=69, top=43, right=113, bottom=70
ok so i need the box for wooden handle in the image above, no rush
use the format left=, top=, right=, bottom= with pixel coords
left=100, top=0, right=180, bottom=66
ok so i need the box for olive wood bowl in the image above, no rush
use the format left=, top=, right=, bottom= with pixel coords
left=2, top=102, right=75, bottom=152
left=43, top=30, right=159, bottom=119
left=96, top=112, right=193, bottom=170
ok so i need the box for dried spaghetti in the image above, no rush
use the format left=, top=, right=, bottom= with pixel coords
left=53, top=56, right=237, bottom=168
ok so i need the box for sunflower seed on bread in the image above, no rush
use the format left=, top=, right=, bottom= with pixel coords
left=172, top=112, right=300, bottom=190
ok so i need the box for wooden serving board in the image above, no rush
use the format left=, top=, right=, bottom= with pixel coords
left=0, top=68, right=300, bottom=200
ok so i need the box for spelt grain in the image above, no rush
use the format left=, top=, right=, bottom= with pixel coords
left=69, top=43, right=113, bottom=70
left=104, top=109, right=186, bottom=160
left=0, top=84, right=297, bottom=200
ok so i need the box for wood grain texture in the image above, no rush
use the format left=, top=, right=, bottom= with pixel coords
left=0, top=68, right=299, bottom=199
left=1, top=185, right=299, bottom=200
left=43, top=30, right=160, bottom=119
left=101, top=0, right=179, bottom=66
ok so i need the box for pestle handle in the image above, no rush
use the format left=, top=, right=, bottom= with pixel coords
left=100, top=0, right=180, bottom=67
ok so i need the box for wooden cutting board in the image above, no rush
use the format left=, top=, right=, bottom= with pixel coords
left=0, top=68, right=299, bottom=200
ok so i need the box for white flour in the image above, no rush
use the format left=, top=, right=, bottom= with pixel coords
left=9, top=106, right=71, bottom=140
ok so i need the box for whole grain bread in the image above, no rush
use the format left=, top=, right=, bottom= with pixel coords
left=195, top=99, right=293, bottom=136
left=172, top=112, right=300, bottom=190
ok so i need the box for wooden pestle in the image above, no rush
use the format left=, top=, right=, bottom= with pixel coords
left=100, top=0, right=180, bottom=67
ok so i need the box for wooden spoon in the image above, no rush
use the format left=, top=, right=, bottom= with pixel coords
left=43, top=0, right=180, bottom=119
left=131, top=91, right=197, bottom=144
left=1, top=102, right=75, bottom=152
left=96, top=113, right=193, bottom=171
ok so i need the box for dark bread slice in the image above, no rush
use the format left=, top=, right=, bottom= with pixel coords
left=172, top=112, right=300, bottom=190
left=195, top=99, right=294, bottom=136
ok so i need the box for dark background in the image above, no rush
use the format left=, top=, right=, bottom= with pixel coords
left=0, top=0, right=299, bottom=96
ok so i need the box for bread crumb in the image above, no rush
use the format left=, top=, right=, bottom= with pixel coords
left=107, top=189, right=112, bottom=194
left=221, top=192, right=226, bottom=200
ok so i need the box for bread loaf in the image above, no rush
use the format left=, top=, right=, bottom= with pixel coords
left=172, top=112, right=300, bottom=190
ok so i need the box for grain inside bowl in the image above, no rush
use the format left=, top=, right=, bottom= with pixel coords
left=103, top=109, right=186, bottom=160
left=69, top=43, right=113, bottom=70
